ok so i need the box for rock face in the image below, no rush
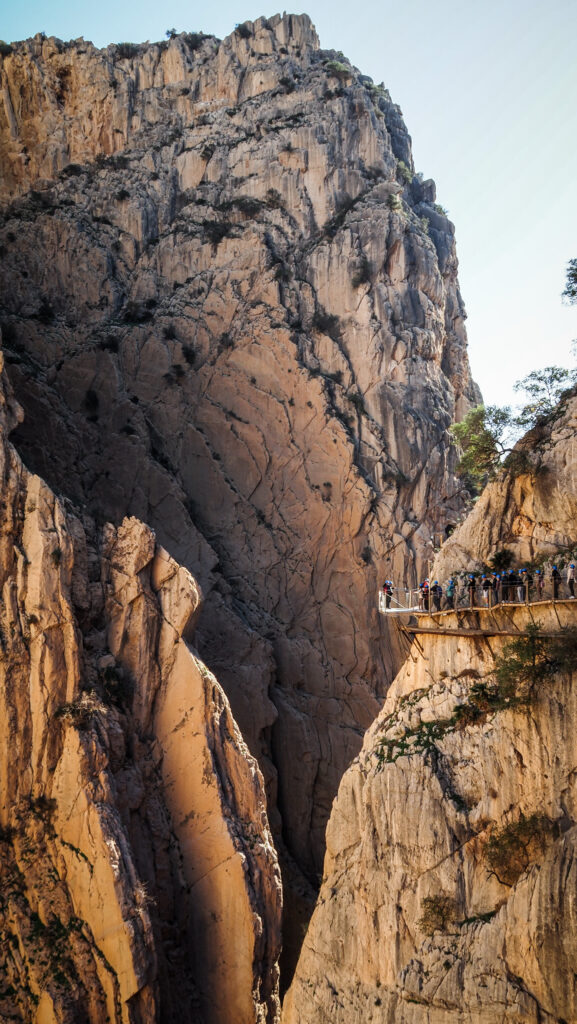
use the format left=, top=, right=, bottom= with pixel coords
left=283, top=601, right=577, bottom=1023
left=0, top=14, right=479, bottom=894
left=0, top=349, right=281, bottom=1023
left=433, top=393, right=577, bottom=577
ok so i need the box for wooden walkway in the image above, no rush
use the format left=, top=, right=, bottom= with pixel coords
left=400, top=625, right=563, bottom=639
left=393, top=600, right=577, bottom=640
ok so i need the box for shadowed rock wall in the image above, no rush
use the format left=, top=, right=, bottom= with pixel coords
left=0, top=347, right=281, bottom=1024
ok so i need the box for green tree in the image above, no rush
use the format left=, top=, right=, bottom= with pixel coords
left=562, top=257, right=577, bottom=304
left=450, top=404, right=514, bottom=487
left=513, top=365, right=575, bottom=427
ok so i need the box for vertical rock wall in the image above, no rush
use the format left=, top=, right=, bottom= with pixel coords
left=283, top=604, right=577, bottom=1023
left=0, top=14, right=479, bottom=887
left=0, top=349, right=281, bottom=1023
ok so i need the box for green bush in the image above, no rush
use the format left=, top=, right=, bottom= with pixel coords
left=323, top=60, right=351, bottom=81
left=396, top=160, right=413, bottom=185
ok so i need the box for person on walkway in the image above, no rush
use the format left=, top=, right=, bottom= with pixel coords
left=492, top=573, right=501, bottom=606
left=384, top=580, right=393, bottom=609
left=525, top=568, right=533, bottom=603
left=445, top=577, right=455, bottom=610
left=567, top=563, right=575, bottom=598
left=518, top=570, right=526, bottom=604
left=535, top=569, right=544, bottom=600
left=481, top=575, right=491, bottom=606
left=552, top=565, right=561, bottom=600
left=431, top=580, right=442, bottom=612
left=468, top=575, right=476, bottom=607
left=508, top=569, right=519, bottom=603
left=422, top=578, right=430, bottom=612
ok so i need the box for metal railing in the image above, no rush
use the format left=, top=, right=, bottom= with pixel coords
left=379, top=574, right=576, bottom=615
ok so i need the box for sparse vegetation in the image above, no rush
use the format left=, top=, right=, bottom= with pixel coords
left=116, top=42, right=139, bottom=59
left=418, top=895, right=457, bottom=935
left=183, top=32, right=204, bottom=52
left=562, top=257, right=577, bottom=304
left=55, top=691, right=106, bottom=728
left=235, top=23, right=252, bottom=39
left=396, top=159, right=413, bottom=185
left=323, top=60, right=351, bottom=81
left=485, top=813, right=558, bottom=886
left=352, top=255, right=371, bottom=288
left=348, top=392, right=366, bottom=415
left=201, top=220, right=234, bottom=246
left=489, top=548, right=514, bottom=572
left=312, top=308, right=341, bottom=340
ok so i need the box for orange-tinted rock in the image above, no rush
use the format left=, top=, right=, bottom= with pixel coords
left=0, top=351, right=281, bottom=1023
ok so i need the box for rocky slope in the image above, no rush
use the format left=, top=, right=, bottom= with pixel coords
left=283, top=601, right=577, bottom=1023
left=433, top=392, right=577, bottom=577
left=0, top=344, right=281, bottom=1024
left=0, top=14, right=479, bottom=896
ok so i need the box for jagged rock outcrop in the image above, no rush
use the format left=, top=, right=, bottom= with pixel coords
left=283, top=601, right=577, bottom=1022
left=0, top=14, right=479, bottom=896
left=0, top=348, right=281, bottom=1023
left=433, top=393, right=577, bottom=577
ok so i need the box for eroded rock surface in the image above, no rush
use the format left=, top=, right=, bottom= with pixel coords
left=0, top=14, right=478, bottom=889
left=283, top=602, right=577, bottom=1023
left=0, top=352, right=281, bottom=1023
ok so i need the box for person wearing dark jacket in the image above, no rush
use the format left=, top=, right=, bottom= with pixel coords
left=431, top=580, right=442, bottom=612
left=552, top=565, right=561, bottom=600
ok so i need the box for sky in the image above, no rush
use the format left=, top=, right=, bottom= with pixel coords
left=3, top=0, right=577, bottom=407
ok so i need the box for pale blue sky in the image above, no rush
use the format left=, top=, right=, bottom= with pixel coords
left=3, top=0, right=576, bottom=407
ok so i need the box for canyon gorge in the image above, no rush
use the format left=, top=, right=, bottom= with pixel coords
left=1, top=10, right=575, bottom=1024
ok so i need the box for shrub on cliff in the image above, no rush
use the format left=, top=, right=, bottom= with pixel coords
left=418, top=895, right=457, bottom=935
left=396, top=159, right=413, bottom=185
left=494, top=623, right=577, bottom=701
left=485, top=813, right=558, bottom=886
left=323, top=60, right=351, bottom=81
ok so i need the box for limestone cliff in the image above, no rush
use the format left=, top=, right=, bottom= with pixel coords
left=433, top=392, right=577, bottom=577
left=284, top=601, right=577, bottom=1022
left=0, top=346, right=281, bottom=1023
left=0, top=14, right=479, bottom=890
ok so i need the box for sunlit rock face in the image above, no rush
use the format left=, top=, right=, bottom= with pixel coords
left=0, top=14, right=478, bottom=888
left=283, top=601, right=577, bottom=1023
left=0, top=348, right=281, bottom=1024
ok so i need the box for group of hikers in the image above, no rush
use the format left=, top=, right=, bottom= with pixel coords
left=381, top=563, right=576, bottom=613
